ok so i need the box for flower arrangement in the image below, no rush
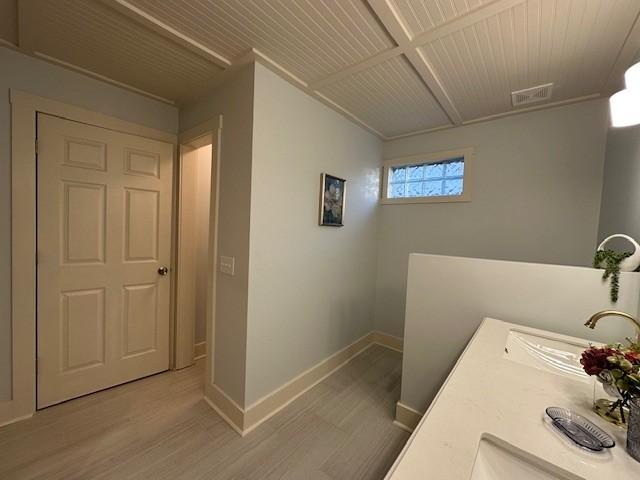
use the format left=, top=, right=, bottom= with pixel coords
left=581, top=342, right=640, bottom=424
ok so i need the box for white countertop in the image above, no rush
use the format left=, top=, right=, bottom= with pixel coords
left=386, top=318, right=640, bottom=479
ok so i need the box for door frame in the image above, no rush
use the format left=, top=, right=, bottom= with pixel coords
left=2, top=90, right=178, bottom=426
left=176, top=118, right=222, bottom=386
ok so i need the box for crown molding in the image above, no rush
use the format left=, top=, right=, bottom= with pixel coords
left=34, top=51, right=175, bottom=104
left=247, top=49, right=387, bottom=139
left=384, top=123, right=454, bottom=141
left=461, top=94, right=602, bottom=125
left=385, top=94, right=603, bottom=141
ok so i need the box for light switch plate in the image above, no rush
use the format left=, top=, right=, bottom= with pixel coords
left=219, top=256, right=235, bottom=275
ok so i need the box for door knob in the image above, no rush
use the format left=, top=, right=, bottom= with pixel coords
left=158, top=266, right=169, bottom=276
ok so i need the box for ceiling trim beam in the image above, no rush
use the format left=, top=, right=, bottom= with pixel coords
left=309, top=46, right=403, bottom=90
left=100, top=0, right=232, bottom=69
left=368, top=0, right=463, bottom=125
left=408, top=0, right=526, bottom=48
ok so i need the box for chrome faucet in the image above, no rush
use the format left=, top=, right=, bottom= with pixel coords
left=585, top=310, right=640, bottom=343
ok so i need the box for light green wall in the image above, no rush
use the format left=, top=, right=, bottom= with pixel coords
left=245, top=62, right=382, bottom=406
left=598, top=124, right=640, bottom=248
left=377, top=100, right=610, bottom=337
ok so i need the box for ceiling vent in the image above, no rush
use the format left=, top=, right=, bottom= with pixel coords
left=511, top=83, right=553, bottom=107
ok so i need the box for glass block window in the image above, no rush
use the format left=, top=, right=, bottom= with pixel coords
left=387, top=157, right=465, bottom=199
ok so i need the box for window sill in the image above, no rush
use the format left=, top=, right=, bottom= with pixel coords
left=380, top=194, right=471, bottom=205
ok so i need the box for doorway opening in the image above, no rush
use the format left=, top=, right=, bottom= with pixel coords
left=174, top=134, right=216, bottom=370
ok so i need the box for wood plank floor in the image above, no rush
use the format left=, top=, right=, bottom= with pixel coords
left=0, top=344, right=409, bottom=480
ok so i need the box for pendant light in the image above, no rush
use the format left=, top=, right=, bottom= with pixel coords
left=610, top=61, right=640, bottom=128
left=625, top=61, right=640, bottom=90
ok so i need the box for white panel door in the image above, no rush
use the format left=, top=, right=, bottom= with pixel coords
left=37, top=113, right=173, bottom=408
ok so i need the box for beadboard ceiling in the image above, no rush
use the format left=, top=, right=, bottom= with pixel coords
left=3, top=0, right=640, bottom=138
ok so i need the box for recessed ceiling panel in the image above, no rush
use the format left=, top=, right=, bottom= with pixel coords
left=12, top=0, right=640, bottom=136
left=23, top=0, right=224, bottom=103
left=127, top=0, right=395, bottom=83
left=318, top=56, right=450, bottom=137
left=389, top=0, right=491, bottom=38
left=419, top=0, right=640, bottom=121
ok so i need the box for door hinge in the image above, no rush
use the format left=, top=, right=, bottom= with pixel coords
left=35, top=139, right=39, bottom=155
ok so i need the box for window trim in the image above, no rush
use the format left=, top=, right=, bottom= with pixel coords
left=380, top=147, right=474, bottom=205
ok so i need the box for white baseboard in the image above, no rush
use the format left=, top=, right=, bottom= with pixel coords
left=242, top=331, right=376, bottom=434
left=0, top=412, right=33, bottom=428
left=393, top=419, right=414, bottom=433
left=394, top=401, right=423, bottom=432
left=203, top=388, right=245, bottom=436
left=0, top=395, right=34, bottom=429
left=194, top=341, right=206, bottom=360
left=2, top=329, right=402, bottom=430
left=371, top=331, right=403, bottom=352
left=203, top=329, right=403, bottom=436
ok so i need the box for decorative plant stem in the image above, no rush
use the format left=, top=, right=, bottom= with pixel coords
left=593, top=249, right=633, bottom=303
left=607, top=390, right=634, bottom=424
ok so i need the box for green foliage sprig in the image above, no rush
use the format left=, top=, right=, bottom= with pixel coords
left=593, top=249, right=633, bottom=303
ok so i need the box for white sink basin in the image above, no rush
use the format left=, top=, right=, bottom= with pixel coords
left=470, top=435, right=584, bottom=480
left=503, top=330, right=590, bottom=382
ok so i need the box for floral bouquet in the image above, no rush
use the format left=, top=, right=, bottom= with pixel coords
left=581, top=343, right=640, bottom=424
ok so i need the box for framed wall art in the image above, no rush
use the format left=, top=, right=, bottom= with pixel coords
left=319, top=173, right=346, bottom=227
